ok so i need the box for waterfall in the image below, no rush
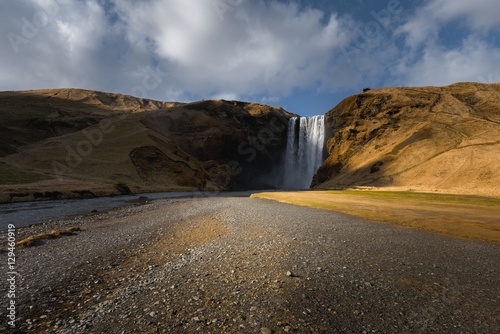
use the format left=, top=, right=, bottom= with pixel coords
left=283, top=115, right=325, bottom=189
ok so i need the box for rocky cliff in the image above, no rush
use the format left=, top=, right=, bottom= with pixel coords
left=2, top=83, right=499, bottom=202
left=313, top=82, right=500, bottom=197
left=0, top=89, right=293, bottom=202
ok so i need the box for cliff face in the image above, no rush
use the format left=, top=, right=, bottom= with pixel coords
left=3, top=83, right=499, bottom=202
left=0, top=89, right=293, bottom=202
left=313, top=82, right=500, bottom=197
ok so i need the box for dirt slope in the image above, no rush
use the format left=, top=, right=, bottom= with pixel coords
left=313, top=82, right=500, bottom=197
left=0, top=89, right=293, bottom=202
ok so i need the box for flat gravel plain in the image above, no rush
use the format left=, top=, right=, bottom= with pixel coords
left=1, top=196, right=499, bottom=333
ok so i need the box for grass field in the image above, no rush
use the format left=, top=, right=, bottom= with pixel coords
left=0, top=163, right=52, bottom=185
left=251, top=190, right=500, bottom=243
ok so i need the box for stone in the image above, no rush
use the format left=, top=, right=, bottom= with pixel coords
left=261, top=327, right=273, bottom=334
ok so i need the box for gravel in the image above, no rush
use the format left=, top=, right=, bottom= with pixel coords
left=1, top=196, right=499, bottom=333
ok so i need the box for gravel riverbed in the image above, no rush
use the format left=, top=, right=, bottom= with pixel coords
left=1, top=196, right=499, bottom=333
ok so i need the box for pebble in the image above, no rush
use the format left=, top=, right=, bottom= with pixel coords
left=7, top=197, right=499, bottom=334
left=261, top=327, right=273, bottom=334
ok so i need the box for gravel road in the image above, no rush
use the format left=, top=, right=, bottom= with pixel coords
left=1, top=196, right=499, bottom=333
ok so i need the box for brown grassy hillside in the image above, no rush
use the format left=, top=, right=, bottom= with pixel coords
left=313, top=82, right=500, bottom=197
left=0, top=89, right=293, bottom=202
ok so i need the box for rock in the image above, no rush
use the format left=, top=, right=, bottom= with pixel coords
left=286, top=271, right=293, bottom=277
left=261, top=327, right=273, bottom=334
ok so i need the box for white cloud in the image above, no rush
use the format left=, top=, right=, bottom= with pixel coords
left=114, top=0, right=351, bottom=96
left=0, top=0, right=113, bottom=90
left=427, top=0, right=500, bottom=30
left=398, top=0, right=500, bottom=49
left=0, top=0, right=499, bottom=111
left=394, top=0, right=500, bottom=86
left=0, top=0, right=353, bottom=100
left=396, top=37, right=500, bottom=86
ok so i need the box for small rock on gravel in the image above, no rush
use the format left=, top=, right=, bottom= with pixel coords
left=261, top=327, right=272, bottom=334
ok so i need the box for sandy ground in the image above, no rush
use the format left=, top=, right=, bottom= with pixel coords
left=1, top=196, right=499, bottom=333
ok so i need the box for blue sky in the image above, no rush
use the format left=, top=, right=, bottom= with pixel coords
left=1, top=0, right=499, bottom=116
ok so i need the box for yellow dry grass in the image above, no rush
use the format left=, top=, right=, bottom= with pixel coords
left=251, top=190, right=500, bottom=243
left=15, top=227, right=82, bottom=248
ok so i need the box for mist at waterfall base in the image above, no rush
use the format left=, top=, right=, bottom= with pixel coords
left=282, top=116, right=326, bottom=189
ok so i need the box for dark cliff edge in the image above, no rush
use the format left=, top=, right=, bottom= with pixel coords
left=0, top=89, right=295, bottom=203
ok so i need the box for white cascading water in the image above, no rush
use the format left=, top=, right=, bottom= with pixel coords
left=283, top=115, right=325, bottom=189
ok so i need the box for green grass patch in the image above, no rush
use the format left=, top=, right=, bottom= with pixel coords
left=320, top=190, right=500, bottom=207
left=252, top=190, right=500, bottom=243
left=0, top=163, right=52, bottom=185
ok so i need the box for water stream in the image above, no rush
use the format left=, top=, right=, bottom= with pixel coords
left=0, top=191, right=256, bottom=230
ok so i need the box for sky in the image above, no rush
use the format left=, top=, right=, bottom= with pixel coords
left=1, top=0, right=499, bottom=116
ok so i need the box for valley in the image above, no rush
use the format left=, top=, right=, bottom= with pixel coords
left=1, top=83, right=499, bottom=333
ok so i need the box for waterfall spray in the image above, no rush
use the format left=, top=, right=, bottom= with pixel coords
left=283, top=116, right=325, bottom=189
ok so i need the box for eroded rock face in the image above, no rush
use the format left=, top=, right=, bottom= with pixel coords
left=142, top=100, right=291, bottom=189
left=0, top=89, right=294, bottom=201
left=130, top=146, right=207, bottom=189
left=313, top=82, right=500, bottom=197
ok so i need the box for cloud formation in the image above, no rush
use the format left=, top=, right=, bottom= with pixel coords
left=396, top=0, right=500, bottom=85
left=1, top=0, right=499, bottom=113
left=115, top=0, right=350, bottom=99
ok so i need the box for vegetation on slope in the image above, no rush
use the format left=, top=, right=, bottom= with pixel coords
left=314, top=82, right=500, bottom=197
left=0, top=89, right=294, bottom=202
